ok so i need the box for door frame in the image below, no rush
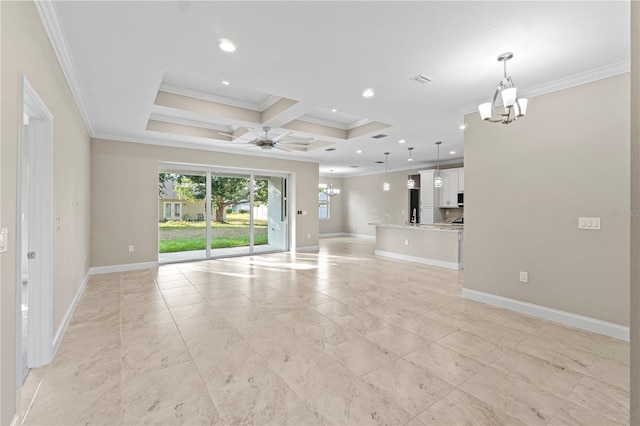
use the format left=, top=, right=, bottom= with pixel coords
left=17, top=76, right=55, bottom=386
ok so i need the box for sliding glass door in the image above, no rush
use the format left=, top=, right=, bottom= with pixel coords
left=158, top=164, right=289, bottom=263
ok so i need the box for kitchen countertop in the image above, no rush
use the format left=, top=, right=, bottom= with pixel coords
left=369, top=223, right=463, bottom=232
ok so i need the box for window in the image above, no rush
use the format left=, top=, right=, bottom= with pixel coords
left=318, top=184, right=330, bottom=220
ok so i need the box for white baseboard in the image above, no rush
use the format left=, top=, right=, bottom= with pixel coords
left=52, top=270, right=90, bottom=356
left=295, top=245, right=320, bottom=253
left=319, top=233, right=348, bottom=238
left=375, top=250, right=463, bottom=271
left=344, top=233, right=376, bottom=239
left=89, top=261, right=159, bottom=275
left=462, top=288, right=630, bottom=341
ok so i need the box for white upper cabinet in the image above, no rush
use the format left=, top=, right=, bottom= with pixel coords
left=438, top=168, right=463, bottom=208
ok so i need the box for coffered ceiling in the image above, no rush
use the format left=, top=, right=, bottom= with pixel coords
left=41, top=1, right=630, bottom=177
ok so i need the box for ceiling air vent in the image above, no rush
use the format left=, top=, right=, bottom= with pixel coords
left=374, top=161, right=384, bottom=164
left=371, top=134, right=388, bottom=139
left=349, top=165, right=359, bottom=168
left=325, top=148, right=336, bottom=152
left=410, top=74, right=433, bottom=84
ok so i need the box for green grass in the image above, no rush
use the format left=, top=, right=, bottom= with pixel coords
left=159, top=234, right=268, bottom=253
left=159, top=213, right=267, bottom=229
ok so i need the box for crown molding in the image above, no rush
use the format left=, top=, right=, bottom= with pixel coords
left=457, top=60, right=631, bottom=116
left=35, top=1, right=95, bottom=135
left=159, top=83, right=281, bottom=113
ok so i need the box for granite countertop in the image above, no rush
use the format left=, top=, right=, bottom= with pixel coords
left=369, top=223, right=463, bottom=232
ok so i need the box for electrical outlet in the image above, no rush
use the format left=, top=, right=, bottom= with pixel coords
left=519, top=271, right=528, bottom=283
left=307, top=233, right=311, bottom=239
left=404, top=239, right=409, bottom=245
left=128, top=245, right=134, bottom=253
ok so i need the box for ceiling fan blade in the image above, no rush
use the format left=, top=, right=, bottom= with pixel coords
left=279, top=139, right=315, bottom=145
left=271, top=131, right=293, bottom=142
left=281, top=144, right=308, bottom=151
left=249, top=128, right=264, bottom=139
left=217, top=132, right=254, bottom=142
left=274, top=145, right=291, bottom=152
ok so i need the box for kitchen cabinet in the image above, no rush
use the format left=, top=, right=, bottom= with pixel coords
left=458, top=169, right=464, bottom=192
left=418, top=170, right=443, bottom=224
left=439, top=169, right=460, bottom=208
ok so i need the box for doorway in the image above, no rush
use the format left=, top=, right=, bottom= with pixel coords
left=18, top=76, right=55, bottom=387
left=158, top=164, right=289, bottom=263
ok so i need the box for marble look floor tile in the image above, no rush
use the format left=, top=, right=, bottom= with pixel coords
left=121, top=308, right=174, bottom=333
left=268, top=405, right=324, bottom=426
left=567, top=375, right=629, bottom=424
left=534, top=322, right=612, bottom=353
left=586, top=357, right=630, bottom=391
left=326, top=336, right=397, bottom=377
left=174, top=312, right=230, bottom=338
left=363, top=358, right=454, bottom=416
left=548, top=399, right=626, bottom=426
left=462, top=319, right=531, bottom=348
left=418, top=389, right=525, bottom=426
left=122, top=340, right=192, bottom=378
left=136, top=395, right=223, bottom=425
left=159, top=285, right=199, bottom=298
left=420, top=307, right=476, bottom=328
left=461, top=367, right=566, bottom=425
left=194, top=285, right=240, bottom=300
left=365, top=325, right=430, bottom=357
left=296, top=320, right=359, bottom=350
left=163, top=293, right=209, bottom=309
left=223, top=304, right=274, bottom=327
left=489, top=349, right=583, bottom=399
left=169, top=302, right=219, bottom=321
left=404, top=342, right=485, bottom=386
left=275, top=308, right=332, bottom=333
left=436, top=330, right=507, bottom=365
left=121, top=321, right=181, bottom=347
left=515, top=334, right=603, bottom=375
left=600, top=338, right=630, bottom=366
left=396, top=314, right=459, bottom=341
left=122, top=362, right=208, bottom=424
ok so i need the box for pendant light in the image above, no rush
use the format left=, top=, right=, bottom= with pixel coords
left=383, top=152, right=390, bottom=191
left=407, top=147, right=415, bottom=189
left=434, top=141, right=443, bottom=188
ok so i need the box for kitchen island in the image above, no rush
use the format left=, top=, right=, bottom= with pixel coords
left=371, top=223, right=464, bottom=270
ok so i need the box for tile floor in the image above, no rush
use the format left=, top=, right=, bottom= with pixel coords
left=19, top=238, right=629, bottom=425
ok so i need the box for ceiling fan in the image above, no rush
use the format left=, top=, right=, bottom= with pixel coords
left=217, top=126, right=315, bottom=152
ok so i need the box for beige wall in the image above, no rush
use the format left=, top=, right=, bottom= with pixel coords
left=319, top=176, right=344, bottom=235
left=91, top=139, right=319, bottom=267
left=464, top=74, right=630, bottom=326
left=342, top=170, right=411, bottom=236
left=630, top=1, right=639, bottom=423
left=1, top=2, right=91, bottom=423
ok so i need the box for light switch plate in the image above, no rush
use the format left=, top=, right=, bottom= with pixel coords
left=0, top=228, right=7, bottom=253
left=578, top=217, right=601, bottom=230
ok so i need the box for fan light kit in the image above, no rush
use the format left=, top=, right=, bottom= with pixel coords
left=362, top=88, right=375, bottom=98
left=478, top=52, right=528, bottom=124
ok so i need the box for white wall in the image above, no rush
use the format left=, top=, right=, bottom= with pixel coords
left=1, top=2, right=91, bottom=423
left=464, top=74, right=630, bottom=326
left=91, top=138, right=320, bottom=267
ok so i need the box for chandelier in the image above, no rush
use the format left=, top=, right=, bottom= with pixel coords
left=383, top=152, right=390, bottom=191
left=321, top=184, right=341, bottom=197
left=478, top=52, right=528, bottom=124
left=407, top=147, right=415, bottom=189
left=434, top=141, right=443, bottom=188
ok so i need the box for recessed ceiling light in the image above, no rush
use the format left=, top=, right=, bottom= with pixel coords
left=362, top=88, right=375, bottom=98
left=398, top=139, right=406, bottom=144
left=356, top=150, right=363, bottom=154
left=459, top=124, right=467, bottom=130
left=331, top=108, right=337, bottom=112
left=450, top=151, right=456, bottom=155
left=222, top=80, right=230, bottom=85
left=219, top=39, right=236, bottom=53
left=408, top=158, right=413, bottom=162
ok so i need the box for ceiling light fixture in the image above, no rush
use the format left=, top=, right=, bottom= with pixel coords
left=478, top=52, right=528, bottom=124
left=449, top=151, right=456, bottom=155
left=383, top=152, right=390, bottom=192
left=222, top=80, right=230, bottom=85
left=356, top=150, right=362, bottom=154
left=407, top=147, right=415, bottom=189
left=331, top=108, right=337, bottom=112
left=321, top=184, right=341, bottom=197
left=218, top=39, right=236, bottom=53
left=434, top=142, right=443, bottom=188
left=459, top=124, right=467, bottom=130
left=362, top=88, right=375, bottom=98
left=398, top=139, right=406, bottom=144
